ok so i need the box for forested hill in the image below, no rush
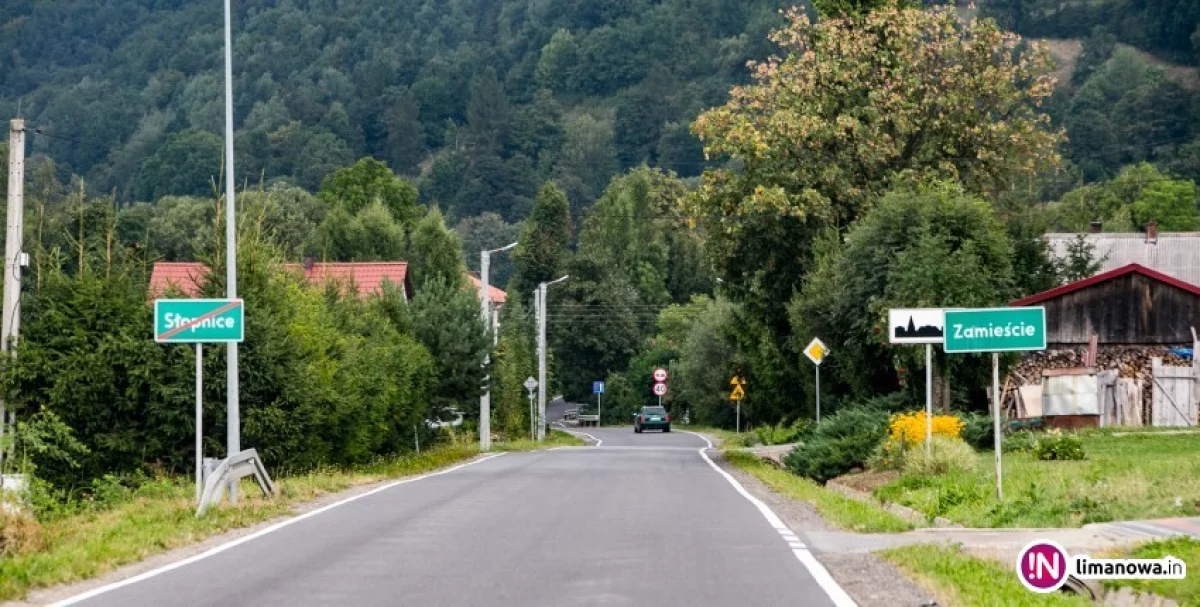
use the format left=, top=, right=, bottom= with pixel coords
left=0, top=0, right=784, bottom=219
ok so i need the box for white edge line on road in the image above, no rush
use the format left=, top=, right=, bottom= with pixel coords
left=685, top=431, right=858, bottom=607
left=51, top=452, right=508, bottom=607
left=555, top=426, right=601, bottom=447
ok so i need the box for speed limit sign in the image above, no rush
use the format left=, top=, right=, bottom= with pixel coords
left=652, top=382, right=668, bottom=396
left=652, top=368, right=669, bottom=382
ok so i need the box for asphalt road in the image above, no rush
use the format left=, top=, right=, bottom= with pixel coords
left=61, top=427, right=853, bottom=607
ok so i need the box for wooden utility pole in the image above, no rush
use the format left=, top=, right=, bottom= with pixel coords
left=1, top=118, right=26, bottom=469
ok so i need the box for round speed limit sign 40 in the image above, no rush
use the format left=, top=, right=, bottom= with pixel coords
left=652, top=382, right=667, bottom=396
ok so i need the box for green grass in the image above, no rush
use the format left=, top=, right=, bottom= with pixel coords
left=1107, top=537, right=1200, bottom=605
left=723, top=450, right=912, bottom=533
left=494, top=429, right=586, bottom=451
left=0, top=445, right=483, bottom=601
left=880, top=543, right=1093, bottom=607
left=874, top=432, right=1200, bottom=528
left=685, top=426, right=755, bottom=448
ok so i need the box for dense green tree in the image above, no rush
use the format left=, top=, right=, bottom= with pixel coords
left=511, top=183, right=571, bottom=299
left=409, top=277, right=489, bottom=419
left=790, top=183, right=1015, bottom=405
left=318, top=157, right=420, bottom=226
left=408, top=207, right=467, bottom=289
left=132, top=130, right=222, bottom=201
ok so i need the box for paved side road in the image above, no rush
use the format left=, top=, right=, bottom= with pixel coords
left=57, top=428, right=853, bottom=607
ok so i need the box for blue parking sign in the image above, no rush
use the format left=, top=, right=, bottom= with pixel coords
left=593, top=381, right=605, bottom=394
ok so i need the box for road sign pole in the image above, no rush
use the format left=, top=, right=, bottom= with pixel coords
left=195, top=344, right=203, bottom=505
left=993, top=352, right=1003, bottom=500
left=736, top=401, right=740, bottom=434
left=925, top=343, right=933, bottom=459
left=597, top=392, right=601, bottom=427
left=815, top=365, right=821, bottom=424
left=528, top=392, right=535, bottom=441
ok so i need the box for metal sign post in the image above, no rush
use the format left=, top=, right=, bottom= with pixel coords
left=154, top=298, right=265, bottom=513
left=942, top=307, right=1047, bottom=500
left=729, top=376, right=745, bottom=434
left=593, top=381, right=605, bottom=426
left=524, top=377, right=538, bottom=441
left=803, top=338, right=828, bottom=423
left=887, top=308, right=946, bottom=459
left=195, top=344, right=203, bottom=503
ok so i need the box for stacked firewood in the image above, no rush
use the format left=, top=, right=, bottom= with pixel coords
left=1010, top=346, right=1191, bottom=385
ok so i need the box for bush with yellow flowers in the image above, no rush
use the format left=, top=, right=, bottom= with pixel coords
left=869, top=411, right=966, bottom=472
left=888, top=411, right=964, bottom=444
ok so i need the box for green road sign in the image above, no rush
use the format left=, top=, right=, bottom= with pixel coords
left=943, top=307, right=1046, bottom=353
left=155, top=299, right=244, bottom=343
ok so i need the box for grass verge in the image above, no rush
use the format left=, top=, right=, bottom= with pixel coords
left=0, top=445, right=483, bottom=601
left=494, top=429, right=586, bottom=451
left=1106, top=537, right=1200, bottom=605
left=684, top=426, right=754, bottom=448
left=874, top=432, right=1200, bottom=527
left=723, top=450, right=912, bottom=533
left=879, top=543, right=1092, bottom=607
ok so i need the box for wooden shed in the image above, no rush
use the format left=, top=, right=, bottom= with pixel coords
left=1010, top=263, right=1200, bottom=345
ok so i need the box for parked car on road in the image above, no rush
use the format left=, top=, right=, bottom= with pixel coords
left=634, top=406, right=670, bottom=433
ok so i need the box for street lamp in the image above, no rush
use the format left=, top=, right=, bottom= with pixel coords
left=479, top=241, right=518, bottom=452
left=535, top=275, right=569, bottom=440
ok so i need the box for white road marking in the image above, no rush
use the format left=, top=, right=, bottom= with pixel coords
left=51, top=452, right=508, bottom=606
left=686, top=431, right=857, bottom=607
left=551, top=423, right=602, bottom=447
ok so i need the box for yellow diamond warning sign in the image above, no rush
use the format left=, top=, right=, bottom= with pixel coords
left=803, top=338, right=828, bottom=366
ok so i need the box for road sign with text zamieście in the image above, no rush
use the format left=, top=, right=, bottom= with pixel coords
left=943, top=307, right=1046, bottom=353
left=155, top=299, right=244, bottom=343
left=729, top=376, right=745, bottom=401
left=803, top=338, right=828, bottom=365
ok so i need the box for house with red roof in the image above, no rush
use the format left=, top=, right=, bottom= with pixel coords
left=150, top=260, right=414, bottom=301
left=150, top=261, right=506, bottom=309
left=1008, top=263, right=1199, bottom=427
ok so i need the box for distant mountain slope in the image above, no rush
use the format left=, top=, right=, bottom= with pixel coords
left=0, top=0, right=785, bottom=218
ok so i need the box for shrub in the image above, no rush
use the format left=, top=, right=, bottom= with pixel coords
left=0, top=511, right=43, bottom=556
left=784, top=407, right=889, bottom=483
left=1002, top=430, right=1037, bottom=453
left=960, top=413, right=995, bottom=449
left=755, top=418, right=813, bottom=446
left=1031, top=429, right=1085, bottom=461
left=902, top=436, right=978, bottom=477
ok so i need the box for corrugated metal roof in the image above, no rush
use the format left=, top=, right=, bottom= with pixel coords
left=1045, top=233, right=1200, bottom=287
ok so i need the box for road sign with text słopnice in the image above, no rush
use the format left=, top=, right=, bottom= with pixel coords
left=943, top=307, right=1046, bottom=353
left=155, top=299, right=244, bottom=343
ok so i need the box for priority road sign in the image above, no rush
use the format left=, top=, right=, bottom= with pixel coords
left=943, top=307, right=1046, bottom=353
left=524, top=377, right=538, bottom=391
left=803, top=338, right=828, bottom=365
left=155, top=299, right=244, bottom=343
left=652, top=368, right=669, bottom=382
left=593, top=380, right=605, bottom=394
left=652, top=382, right=668, bottom=396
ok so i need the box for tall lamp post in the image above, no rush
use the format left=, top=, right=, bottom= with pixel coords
left=536, top=275, right=569, bottom=441
left=479, top=242, right=517, bottom=451
left=222, top=0, right=242, bottom=502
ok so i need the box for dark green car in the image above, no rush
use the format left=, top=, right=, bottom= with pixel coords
left=634, top=406, right=671, bottom=433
